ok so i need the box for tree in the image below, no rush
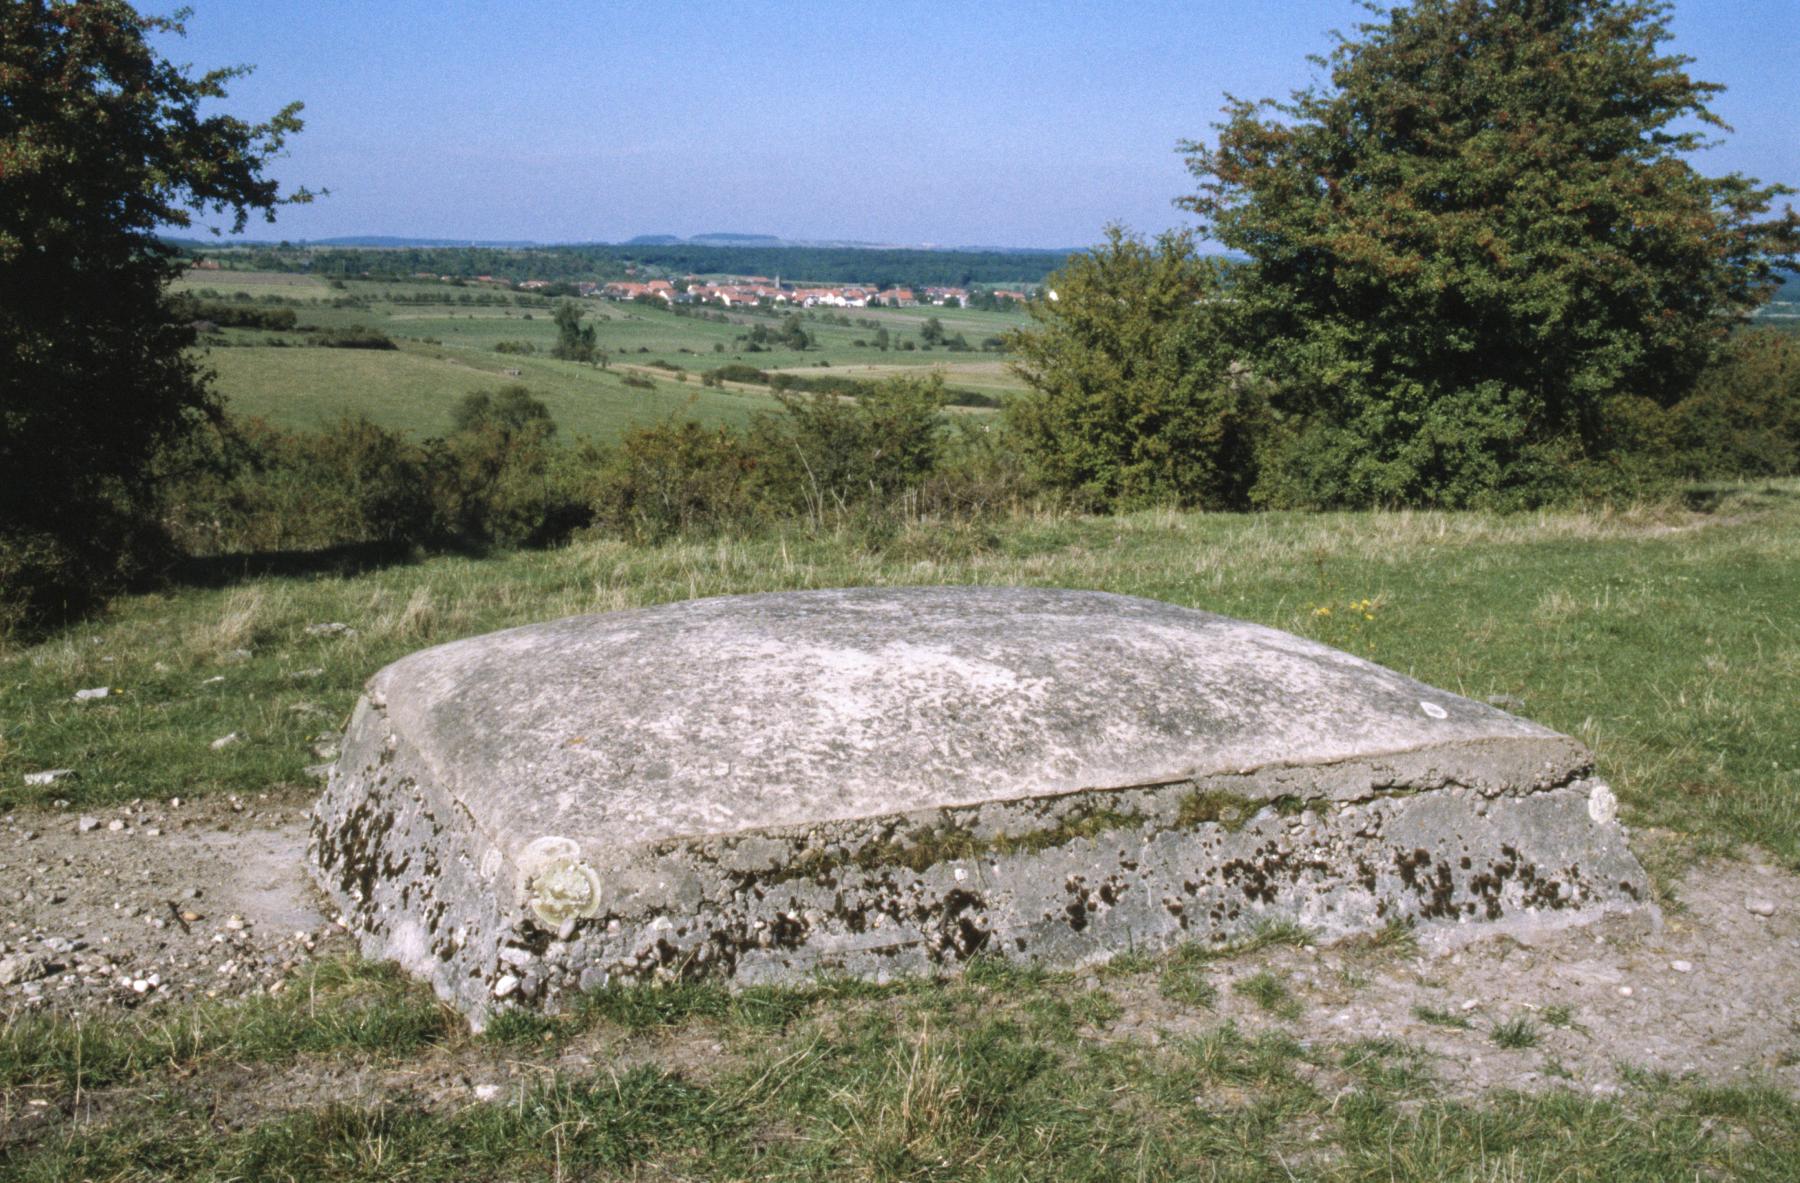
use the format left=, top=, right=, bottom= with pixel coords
left=437, top=386, right=569, bottom=547
left=1, top=1, right=308, bottom=628
left=450, top=385, right=557, bottom=438
left=1180, top=0, right=1798, bottom=507
left=1004, top=226, right=1266, bottom=510
left=920, top=316, right=947, bottom=345
left=778, top=311, right=811, bottom=351
left=551, top=299, right=599, bottom=363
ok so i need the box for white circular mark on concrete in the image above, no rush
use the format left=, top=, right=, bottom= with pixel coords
left=1419, top=701, right=1449, bottom=719
left=1587, top=781, right=1619, bottom=825
left=516, top=836, right=580, bottom=882
left=528, top=858, right=603, bottom=928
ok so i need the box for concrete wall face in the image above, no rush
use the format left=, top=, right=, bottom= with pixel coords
left=308, top=588, right=1652, bottom=1027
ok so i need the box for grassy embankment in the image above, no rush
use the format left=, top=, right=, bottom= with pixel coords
left=1, top=485, right=1796, bottom=1177
left=179, top=271, right=1030, bottom=440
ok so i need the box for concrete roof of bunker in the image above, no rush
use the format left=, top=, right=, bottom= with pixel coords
left=359, top=587, right=1578, bottom=856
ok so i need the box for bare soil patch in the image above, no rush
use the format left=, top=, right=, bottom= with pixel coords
left=0, top=788, right=349, bottom=1012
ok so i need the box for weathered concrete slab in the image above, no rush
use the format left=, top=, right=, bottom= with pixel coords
left=308, top=587, right=1651, bottom=1025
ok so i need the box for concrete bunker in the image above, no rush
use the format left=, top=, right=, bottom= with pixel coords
left=308, top=587, right=1651, bottom=1026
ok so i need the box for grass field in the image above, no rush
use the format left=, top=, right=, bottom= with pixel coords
left=187, top=272, right=1032, bottom=439
left=3, top=485, right=1796, bottom=1178
left=205, top=340, right=772, bottom=439
left=169, top=270, right=337, bottom=299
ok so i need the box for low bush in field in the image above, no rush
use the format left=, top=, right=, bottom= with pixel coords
left=162, top=388, right=591, bottom=557
left=704, top=363, right=769, bottom=386
left=173, top=298, right=299, bottom=332
left=307, top=325, right=396, bottom=350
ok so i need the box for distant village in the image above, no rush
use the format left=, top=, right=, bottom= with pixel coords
left=493, top=274, right=1035, bottom=309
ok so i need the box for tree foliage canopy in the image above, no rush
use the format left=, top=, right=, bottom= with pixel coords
left=1, top=0, right=308, bottom=624
left=1004, top=227, right=1265, bottom=510
left=1179, top=0, right=1798, bottom=506
left=550, top=299, right=599, bottom=363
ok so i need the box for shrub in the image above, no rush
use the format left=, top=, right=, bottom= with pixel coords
left=0, top=519, right=165, bottom=639
left=708, top=364, right=768, bottom=385
left=432, top=388, right=589, bottom=548
left=749, top=376, right=947, bottom=522
left=161, top=416, right=433, bottom=554
left=308, top=325, right=396, bottom=349
left=587, top=421, right=763, bottom=542
left=1006, top=226, right=1265, bottom=511
left=1666, top=329, right=1800, bottom=479
left=174, top=299, right=298, bottom=331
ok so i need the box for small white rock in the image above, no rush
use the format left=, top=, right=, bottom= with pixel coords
left=24, top=770, right=76, bottom=787
left=77, top=816, right=100, bottom=833
left=210, top=732, right=242, bottom=751
left=1745, top=897, right=1777, bottom=918
left=1618, top=985, right=1633, bottom=997
left=74, top=686, right=111, bottom=702
left=492, top=974, right=521, bottom=998
left=473, top=1083, right=502, bottom=1102
left=1586, top=781, right=1619, bottom=825
left=1460, top=998, right=1479, bottom=1011
left=107, top=819, right=125, bottom=832
left=1669, top=959, right=1693, bottom=973
left=131, top=978, right=151, bottom=994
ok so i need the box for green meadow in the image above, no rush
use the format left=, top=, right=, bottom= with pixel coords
left=204, top=341, right=772, bottom=439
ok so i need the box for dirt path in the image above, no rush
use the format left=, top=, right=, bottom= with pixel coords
left=0, top=790, right=350, bottom=1010
left=2, top=802, right=1794, bottom=1098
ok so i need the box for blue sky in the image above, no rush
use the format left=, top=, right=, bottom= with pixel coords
left=157, top=0, right=1799, bottom=248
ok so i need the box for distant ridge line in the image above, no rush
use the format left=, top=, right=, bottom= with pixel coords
left=168, top=232, right=1082, bottom=255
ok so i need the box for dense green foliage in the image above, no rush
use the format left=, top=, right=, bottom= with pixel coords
left=157, top=375, right=984, bottom=558
left=1167, top=0, right=1798, bottom=508
left=1004, top=227, right=1265, bottom=509
left=0, top=0, right=307, bottom=631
